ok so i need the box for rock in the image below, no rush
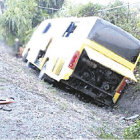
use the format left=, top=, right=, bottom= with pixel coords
left=125, top=114, right=139, bottom=121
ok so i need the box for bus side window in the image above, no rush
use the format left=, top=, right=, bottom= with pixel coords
left=43, top=23, right=51, bottom=34
left=63, top=22, right=77, bottom=37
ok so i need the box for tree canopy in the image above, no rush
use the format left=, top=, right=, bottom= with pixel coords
left=0, top=0, right=139, bottom=44
left=0, top=0, right=64, bottom=44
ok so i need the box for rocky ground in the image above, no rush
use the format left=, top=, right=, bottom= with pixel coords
left=0, top=41, right=139, bottom=139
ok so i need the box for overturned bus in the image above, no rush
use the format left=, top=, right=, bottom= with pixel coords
left=22, top=17, right=140, bottom=106
left=22, top=17, right=77, bottom=69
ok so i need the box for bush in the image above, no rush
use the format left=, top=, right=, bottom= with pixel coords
left=0, top=0, right=38, bottom=44
left=101, top=0, right=140, bottom=40
left=123, top=120, right=140, bottom=139
left=55, top=0, right=140, bottom=40
left=0, top=0, right=64, bottom=45
left=55, top=1, right=102, bottom=17
left=77, top=3, right=103, bottom=17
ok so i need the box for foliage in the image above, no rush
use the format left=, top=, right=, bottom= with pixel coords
left=0, top=0, right=140, bottom=45
left=56, top=0, right=140, bottom=40
left=48, top=0, right=64, bottom=10
left=97, top=126, right=118, bottom=139
left=0, top=0, right=64, bottom=45
left=99, top=131, right=117, bottom=139
left=55, top=1, right=103, bottom=17
left=101, top=0, right=127, bottom=24
left=37, top=0, right=64, bottom=16
left=77, top=3, right=103, bottom=17
left=101, top=0, right=140, bottom=39
left=0, top=0, right=38, bottom=44
left=54, top=1, right=79, bottom=17
left=123, top=120, right=140, bottom=139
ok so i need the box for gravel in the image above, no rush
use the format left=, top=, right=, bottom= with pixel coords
left=0, top=41, right=134, bottom=139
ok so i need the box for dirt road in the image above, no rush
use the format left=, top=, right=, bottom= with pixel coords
left=0, top=41, right=138, bottom=139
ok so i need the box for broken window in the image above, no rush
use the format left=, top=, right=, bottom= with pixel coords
left=63, top=22, right=77, bottom=37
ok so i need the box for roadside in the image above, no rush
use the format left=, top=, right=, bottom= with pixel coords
left=0, top=41, right=138, bottom=139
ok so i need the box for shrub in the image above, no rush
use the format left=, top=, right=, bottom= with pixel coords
left=123, top=120, right=140, bottom=139
left=0, top=0, right=38, bottom=44
left=55, top=1, right=102, bottom=17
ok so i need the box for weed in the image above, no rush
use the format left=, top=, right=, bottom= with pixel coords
left=60, top=102, right=67, bottom=110
left=97, top=126, right=118, bottom=139
left=99, top=131, right=117, bottom=139
left=51, top=89, right=56, bottom=94
left=123, top=119, right=140, bottom=139
left=47, top=84, right=57, bottom=94
left=47, top=85, right=54, bottom=89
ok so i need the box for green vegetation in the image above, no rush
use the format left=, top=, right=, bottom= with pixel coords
left=99, top=131, right=117, bottom=139
left=0, top=0, right=38, bottom=44
left=55, top=2, right=103, bottom=17
left=56, top=0, right=140, bottom=40
left=102, top=0, right=140, bottom=40
left=97, top=120, right=140, bottom=139
left=0, top=0, right=140, bottom=45
left=0, top=0, right=64, bottom=45
left=99, top=127, right=117, bottom=139
left=123, top=120, right=140, bottom=139
left=0, top=0, right=140, bottom=138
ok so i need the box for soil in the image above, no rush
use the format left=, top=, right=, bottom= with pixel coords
left=115, top=84, right=140, bottom=115
left=0, top=41, right=140, bottom=139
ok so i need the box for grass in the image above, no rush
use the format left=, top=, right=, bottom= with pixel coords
left=99, top=131, right=117, bottom=139
left=123, top=120, right=140, bottom=139
left=60, top=102, right=68, bottom=110
left=98, top=127, right=118, bottom=139
left=131, top=65, right=140, bottom=91
left=133, top=79, right=140, bottom=91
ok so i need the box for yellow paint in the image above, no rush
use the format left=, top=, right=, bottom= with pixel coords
left=52, top=57, right=58, bottom=72
left=38, top=39, right=53, bottom=69
left=113, top=92, right=120, bottom=103
left=113, top=77, right=126, bottom=103
left=83, top=39, right=135, bottom=70
left=39, top=57, right=48, bottom=70
left=53, top=59, right=64, bottom=75
left=133, top=53, right=140, bottom=71
left=63, top=69, right=73, bottom=80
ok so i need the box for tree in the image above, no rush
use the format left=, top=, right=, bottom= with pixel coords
left=101, top=0, right=140, bottom=39
left=0, top=0, right=38, bottom=44
left=0, top=0, right=64, bottom=44
left=55, top=1, right=103, bottom=17
left=56, top=0, right=140, bottom=39
left=77, top=3, right=103, bottom=17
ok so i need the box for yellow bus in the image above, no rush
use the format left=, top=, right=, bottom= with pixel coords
left=23, top=17, right=140, bottom=106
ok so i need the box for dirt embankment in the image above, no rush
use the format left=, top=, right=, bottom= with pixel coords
left=0, top=41, right=139, bottom=139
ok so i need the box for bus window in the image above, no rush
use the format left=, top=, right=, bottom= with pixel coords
left=43, top=23, right=51, bottom=34
left=63, top=22, right=77, bottom=37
